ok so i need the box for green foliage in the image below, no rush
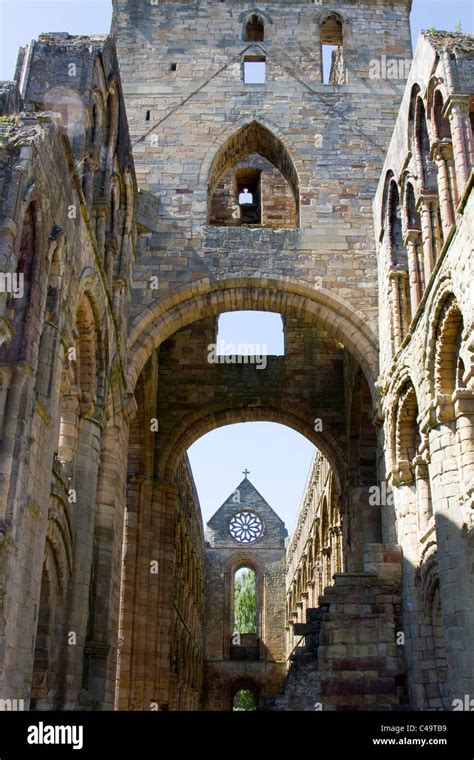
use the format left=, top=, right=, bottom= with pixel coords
left=234, top=568, right=256, bottom=634
left=233, top=689, right=257, bottom=711
left=455, top=20, right=463, bottom=33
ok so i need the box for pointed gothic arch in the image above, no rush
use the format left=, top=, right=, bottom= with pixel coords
left=207, top=121, right=300, bottom=227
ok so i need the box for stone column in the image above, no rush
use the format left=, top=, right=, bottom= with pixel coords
left=62, top=413, right=103, bottom=709
left=116, top=478, right=177, bottom=711
left=414, top=456, right=433, bottom=537
left=389, top=271, right=403, bottom=351
left=82, top=155, right=96, bottom=209
left=417, top=195, right=438, bottom=285
left=104, top=234, right=118, bottom=287
left=433, top=143, right=455, bottom=235
left=80, top=409, right=130, bottom=710
left=453, top=390, right=474, bottom=515
left=429, top=397, right=474, bottom=703
left=94, top=205, right=107, bottom=261
left=446, top=97, right=471, bottom=192
left=403, top=230, right=423, bottom=314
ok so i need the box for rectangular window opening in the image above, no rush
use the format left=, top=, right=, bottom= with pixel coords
left=322, top=44, right=338, bottom=85
left=145, top=110, right=151, bottom=121
left=170, top=62, right=177, bottom=72
left=244, top=56, right=266, bottom=84
left=216, top=311, right=285, bottom=357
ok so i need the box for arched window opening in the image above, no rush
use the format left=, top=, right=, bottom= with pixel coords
left=432, top=90, right=458, bottom=232
left=404, top=182, right=424, bottom=312
left=435, top=297, right=465, bottom=397
left=416, top=99, right=436, bottom=192
left=433, top=90, right=451, bottom=141
left=389, top=183, right=405, bottom=267
left=320, top=13, right=344, bottom=85
left=232, top=688, right=258, bottom=711
left=90, top=102, right=99, bottom=146
left=231, top=567, right=259, bottom=660
left=244, top=14, right=264, bottom=42
left=208, top=123, right=299, bottom=229
left=386, top=181, right=411, bottom=346
left=394, top=383, right=421, bottom=482
left=408, top=85, right=421, bottom=149
left=406, top=183, right=421, bottom=230
left=234, top=567, right=256, bottom=633
left=211, top=154, right=296, bottom=227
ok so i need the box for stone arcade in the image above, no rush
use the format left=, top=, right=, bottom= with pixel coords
left=0, top=0, right=472, bottom=711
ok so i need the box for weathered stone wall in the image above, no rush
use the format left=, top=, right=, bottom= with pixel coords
left=0, top=3, right=471, bottom=714
left=0, top=82, right=21, bottom=117
left=374, top=31, right=474, bottom=709
left=286, top=451, right=343, bottom=656
left=0, top=34, right=137, bottom=709
left=113, top=0, right=413, bottom=379
left=269, top=546, right=404, bottom=711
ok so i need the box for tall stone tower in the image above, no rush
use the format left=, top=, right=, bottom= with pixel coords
left=107, top=0, right=414, bottom=710
left=111, top=0, right=413, bottom=353
left=203, top=475, right=287, bottom=710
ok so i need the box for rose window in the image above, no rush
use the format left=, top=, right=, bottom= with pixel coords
left=229, top=511, right=263, bottom=544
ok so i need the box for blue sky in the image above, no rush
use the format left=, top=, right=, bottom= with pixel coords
left=1, top=0, right=472, bottom=531
left=1, top=0, right=473, bottom=80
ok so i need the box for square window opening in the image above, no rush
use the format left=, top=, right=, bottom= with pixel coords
left=244, top=57, right=266, bottom=84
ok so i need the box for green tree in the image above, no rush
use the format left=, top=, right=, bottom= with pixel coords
left=233, top=689, right=257, bottom=711
left=234, top=568, right=256, bottom=634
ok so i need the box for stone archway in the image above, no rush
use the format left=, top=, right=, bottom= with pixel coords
left=126, top=276, right=379, bottom=395
left=116, top=276, right=382, bottom=710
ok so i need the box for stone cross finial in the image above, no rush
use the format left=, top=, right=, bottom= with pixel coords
left=242, top=469, right=250, bottom=478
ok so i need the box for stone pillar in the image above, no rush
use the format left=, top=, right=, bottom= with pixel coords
left=403, top=230, right=423, bottom=315
left=94, top=205, right=107, bottom=261
left=389, top=271, right=403, bottom=350
left=429, top=399, right=474, bottom=703
left=414, top=456, right=432, bottom=536
left=418, top=195, right=439, bottom=285
left=453, top=391, right=474, bottom=519
left=446, top=97, right=471, bottom=192
left=62, top=414, right=103, bottom=709
left=433, top=143, right=455, bottom=235
left=0, top=365, right=29, bottom=516
left=116, top=478, right=177, bottom=711
left=80, top=409, right=130, bottom=710
left=104, top=235, right=118, bottom=287
left=345, top=480, right=383, bottom=573
left=82, top=155, right=96, bottom=209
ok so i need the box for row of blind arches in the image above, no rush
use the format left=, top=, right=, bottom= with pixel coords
left=381, top=82, right=473, bottom=354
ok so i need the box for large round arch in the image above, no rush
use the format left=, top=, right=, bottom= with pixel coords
left=158, top=406, right=345, bottom=487
left=126, top=276, right=379, bottom=397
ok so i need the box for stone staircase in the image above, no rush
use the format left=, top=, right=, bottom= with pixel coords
left=264, top=544, right=407, bottom=711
